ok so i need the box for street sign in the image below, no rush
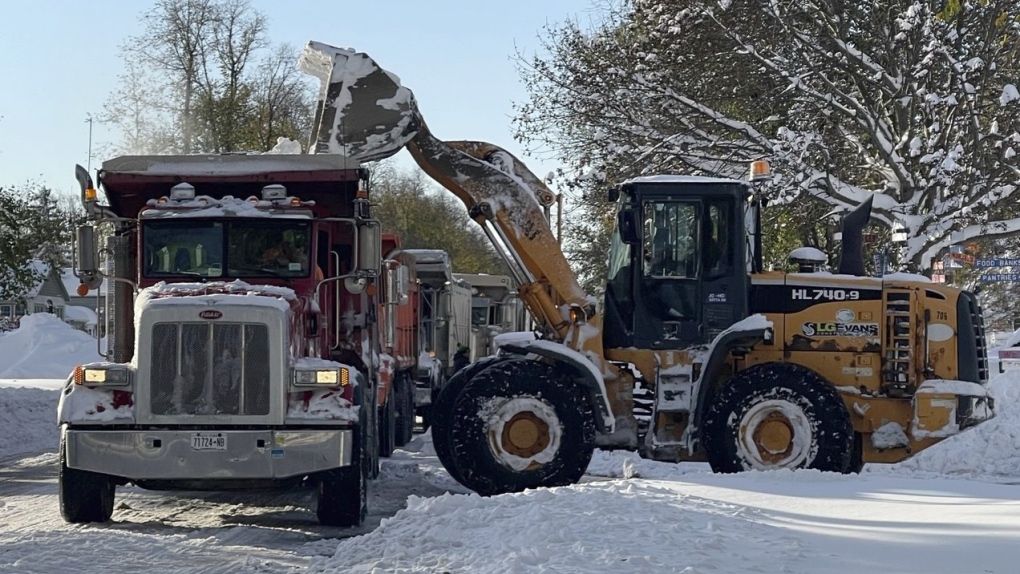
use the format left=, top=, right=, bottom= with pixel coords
left=979, top=273, right=1020, bottom=283
left=975, top=258, right=1020, bottom=268
left=949, top=252, right=976, bottom=265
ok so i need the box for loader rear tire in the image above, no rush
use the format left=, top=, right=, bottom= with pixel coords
left=59, top=438, right=115, bottom=523
left=701, top=363, right=853, bottom=474
left=447, top=358, right=596, bottom=496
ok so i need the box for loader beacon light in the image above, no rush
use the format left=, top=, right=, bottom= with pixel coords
left=749, top=160, right=772, bottom=182
left=84, top=187, right=98, bottom=202
left=76, top=283, right=89, bottom=297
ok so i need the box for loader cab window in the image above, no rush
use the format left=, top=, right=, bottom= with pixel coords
left=643, top=202, right=699, bottom=279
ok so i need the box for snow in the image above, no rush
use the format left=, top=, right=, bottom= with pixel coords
left=0, top=313, right=103, bottom=379
left=6, top=321, right=1020, bottom=573
left=141, top=195, right=315, bottom=219
left=624, top=174, right=740, bottom=185
left=788, top=246, right=827, bottom=262
left=136, top=280, right=296, bottom=315
left=63, top=305, right=97, bottom=326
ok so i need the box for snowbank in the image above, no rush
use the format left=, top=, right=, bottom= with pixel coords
left=0, top=386, right=59, bottom=459
left=310, top=482, right=798, bottom=574
left=0, top=313, right=103, bottom=379
left=879, top=370, right=1020, bottom=477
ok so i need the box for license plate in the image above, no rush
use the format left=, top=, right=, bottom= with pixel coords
left=191, top=433, right=227, bottom=451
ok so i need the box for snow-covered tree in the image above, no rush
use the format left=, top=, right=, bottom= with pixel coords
left=104, top=0, right=313, bottom=155
left=516, top=0, right=1020, bottom=272
left=0, top=185, right=75, bottom=302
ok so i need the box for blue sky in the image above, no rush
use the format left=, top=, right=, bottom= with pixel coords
left=0, top=0, right=601, bottom=196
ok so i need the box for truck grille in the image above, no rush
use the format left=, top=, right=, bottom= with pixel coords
left=150, top=322, right=271, bottom=416
left=956, top=291, right=989, bottom=385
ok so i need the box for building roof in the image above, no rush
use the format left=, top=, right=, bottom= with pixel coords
left=64, top=305, right=98, bottom=326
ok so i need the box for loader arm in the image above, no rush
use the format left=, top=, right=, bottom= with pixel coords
left=299, top=41, right=609, bottom=369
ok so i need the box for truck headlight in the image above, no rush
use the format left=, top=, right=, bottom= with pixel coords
left=293, top=367, right=349, bottom=387
left=73, top=365, right=132, bottom=386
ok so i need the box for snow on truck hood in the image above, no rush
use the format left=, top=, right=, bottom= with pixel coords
left=136, top=280, right=298, bottom=315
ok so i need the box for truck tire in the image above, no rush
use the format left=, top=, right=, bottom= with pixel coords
left=701, top=363, right=853, bottom=474
left=447, top=358, right=596, bottom=496
left=316, top=426, right=367, bottom=527
left=431, top=356, right=510, bottom=486
left=378, top=391, right=396, bottom=458
left=59, top=438, right=115, bottom=523
left=394, top=377, right=413, bottom=447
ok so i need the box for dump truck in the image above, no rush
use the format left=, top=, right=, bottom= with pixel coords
left=405, top=249, right=472, bottom=426
left=300, top=41, right=996, bottom=495
left=453, top=273, right=529, bottom=361
left=58, top=152, right=419, bottom=525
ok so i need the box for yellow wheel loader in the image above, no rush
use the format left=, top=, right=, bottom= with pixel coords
left=300, top=42, right=994, bottom=495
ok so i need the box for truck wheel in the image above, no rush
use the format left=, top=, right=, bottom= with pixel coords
left=316, top=428, right=367, bottom=527
left=394, top=377, right=413, bottom=447
left=431, top=356, right=510, bottom=485
left=378, top=391, right=396, bottom=458
left=447, top=358, right=596, bottom=496
left=701, top=363, right=853, bottom=474
left=59, top=438, right=115, bottom=523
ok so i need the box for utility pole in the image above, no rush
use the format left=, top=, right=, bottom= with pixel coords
left=85, top=114, right=94, bottom=172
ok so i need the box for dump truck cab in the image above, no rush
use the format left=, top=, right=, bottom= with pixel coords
left=58, top=153, right=390, bottom=526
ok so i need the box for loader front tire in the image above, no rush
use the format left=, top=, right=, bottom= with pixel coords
left=701, top=363, right=853, bottom=474
left=59, top=437, right=115, bottom=523
left=430, top=356, right=510, bottom=486
left=446, top=358, right=596, bottom=496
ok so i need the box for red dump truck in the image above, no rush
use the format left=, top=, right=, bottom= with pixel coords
left=58, top=153, right=421, bottom=526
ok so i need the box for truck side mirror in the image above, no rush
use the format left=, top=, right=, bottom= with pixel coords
left=618, top=208, right=640, bottom=245
left=357, top=223, right=381, bottom=275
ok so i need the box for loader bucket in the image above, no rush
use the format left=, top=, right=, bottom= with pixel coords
left=299, top=41, right=418, bottom=161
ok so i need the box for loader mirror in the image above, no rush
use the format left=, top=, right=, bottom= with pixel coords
left=77, top=226, right=99, bottom=275
left=357, top=223, right=381, bottom=275
left=618, top=208, right=640, bottom=245
left=607, top=187, right=620, bottom=203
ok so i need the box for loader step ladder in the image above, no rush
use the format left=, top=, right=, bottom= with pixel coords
left=648, top=367, right=697, bottom=450
left=883, top=289, right=916, bottom=397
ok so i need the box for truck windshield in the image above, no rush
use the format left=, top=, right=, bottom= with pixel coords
left=143, top=220, right=312, bottom=279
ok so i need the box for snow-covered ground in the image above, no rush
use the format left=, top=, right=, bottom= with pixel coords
left=2, top=317, right=1020, bottom=573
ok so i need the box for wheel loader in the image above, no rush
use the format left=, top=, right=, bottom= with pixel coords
left=300, top=41, right=994, bottom=495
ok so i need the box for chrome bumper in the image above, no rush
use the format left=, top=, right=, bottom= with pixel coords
left=64, top=427, right=352, bottom=480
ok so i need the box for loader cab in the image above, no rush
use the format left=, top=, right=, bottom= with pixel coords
left=603, top=177, right=755, bottom=349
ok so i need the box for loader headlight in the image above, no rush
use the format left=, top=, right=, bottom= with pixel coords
left=73, top=364, right=132, bottom=386
left=293, top=367, right=349, bottom=386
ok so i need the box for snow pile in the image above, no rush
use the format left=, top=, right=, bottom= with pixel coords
left=883, top=370, right=1020, bottom=477
left=0, top=313, right=103, bottom=379
left=0, top=386, right=59, bottom=459
left=311, top=482, right=801, bottom=574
